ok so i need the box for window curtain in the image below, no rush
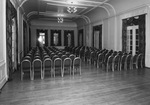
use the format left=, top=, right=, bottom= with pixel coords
left=29, top=27, right=31, bottom=50
left=23, top=20, right=27, bottom=56
left=64, top=30, right=74, bottom=46
left=78, top=29, right=84, bottom=46
left=6, top=0, right=17, bottom=80
left=45, top=30, right=48, bottom=46
left=122, top=14, right=145, bottom=65
left=51, top=30, right=61, bottom=46
left=36, top=29, right=40, bottom=47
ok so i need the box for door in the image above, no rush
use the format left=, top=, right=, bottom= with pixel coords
left=93, top=25, right=102, bottom=49
left=127, top=25, right=139, bottom=56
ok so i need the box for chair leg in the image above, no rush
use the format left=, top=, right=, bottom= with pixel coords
left=61, top=68, right=64, bottom=77
left=51, top=69, right=53, bottom=77
left=73, top=67, right=75, bottom=76
left=32, top=71, right=34, bottom=80
left=70, top=67, right=71, bottom=76
left=79, top=66, right=81, bottom=75
left=21, top=72, right=24, bottom=81
left=112, top=63, right=115, bottom=72
left=106, top=64, right=109, bottom=72
left=42, top=70, right=45, bottom=79
left=54, top=68, right=55, bottom=77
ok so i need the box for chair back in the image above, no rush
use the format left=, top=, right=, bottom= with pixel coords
left=69, top=54, right=76, bottom=62
left=32, top=58, right=42, bottom=71
left=61, top=55, right=67, bottom=62
left=52, top=55, right=59, bottom=61
left=63, top=58, right=72, bottom=68
left=21, top=59, right=31, bottom=72
left=54, top=58, right=62, bottom=68
left=43, top=58, right=52, bottom=71
left=73, top=57, right=81, bottom=67
left=137, top=53, right=144, bottom=68
left=98, top=53, right=104, bottom=63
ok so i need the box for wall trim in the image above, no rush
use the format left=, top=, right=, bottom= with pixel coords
left=0, top=76, right=7, bottom=89
left=0, top=60, right=5, bottom=67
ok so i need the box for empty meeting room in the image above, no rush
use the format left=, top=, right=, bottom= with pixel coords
left=1, top=0, right=150, bottom=105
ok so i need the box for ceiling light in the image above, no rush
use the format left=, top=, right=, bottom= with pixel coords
left=67, top=6, right=77, bottom=13
left=58, top=17, right=63, bottom=23
left=67, top=0, right=78, bottom=4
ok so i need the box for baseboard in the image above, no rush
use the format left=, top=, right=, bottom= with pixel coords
left=0, top=76, right=7, bottom=90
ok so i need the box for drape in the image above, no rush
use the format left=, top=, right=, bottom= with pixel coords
left=23, top=20, right=27, bottom=56
left=6, top=0, right=17, bottom=79
left=45, top=30, right=48, bottom=46
left=29, top=27, right=31, bottom=50
left=122, top=14, right=145, bottom=66
left=36, top=29, right=40, bottom=46
left=78, top=29, right=83, bottom=46
left=51, top=30, right=61, bottom=46
left=64, top=30, right=74, bottom=46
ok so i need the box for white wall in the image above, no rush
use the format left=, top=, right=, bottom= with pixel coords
left=76, top=0, right=150, bottom=67
left=17, top=8, right=24, bottom=63
left=30, top=20, right=78, bottom=47
left=0, top=0, right=7, bottom=89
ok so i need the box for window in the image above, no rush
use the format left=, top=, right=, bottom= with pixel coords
left=38, top=32, right=45, bottom=45
left=127, top=25, right=139, bottom=55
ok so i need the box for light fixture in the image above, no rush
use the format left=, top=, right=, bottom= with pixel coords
left=58, top=17, right=63, bottom=23
left=67, top=0, right=78, bottom=13
left=67, top=6, right=77, bottom=13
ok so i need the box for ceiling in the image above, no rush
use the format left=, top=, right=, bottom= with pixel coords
left=15, top=0, right=111, bottom=22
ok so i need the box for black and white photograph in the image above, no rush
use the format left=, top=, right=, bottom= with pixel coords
left=0, top=0, right=150, bottom=105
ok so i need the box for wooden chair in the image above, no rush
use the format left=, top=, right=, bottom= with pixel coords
left=97, top=53, right=104, bottom=68
left=125, top=54, right=132, bottom=70
left=43, top=58, right=53, bottom=78
left=53, top=58, right=62, bottom=77
left=62, top=58, right=72, bottom=77
left=32, top=58, right=43, bottom=80
left=112, top=55, right=120, bottom=71
left=73, top=57, right=81, bottom=76
left=21, top=59, right=32, bottom=80
left=137, top=53, right=144, bottom=68
left=106, top=56, right=114, bottom=72
left=132, top=54, right=138, bottom=69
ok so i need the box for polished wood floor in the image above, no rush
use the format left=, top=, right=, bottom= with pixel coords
left=0, top=63, right=150, bottom=105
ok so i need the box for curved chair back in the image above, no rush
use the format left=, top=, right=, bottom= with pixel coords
left=58, top=53, right=63, bottom=58
left=43, top=58, right=53, bottom=78
left=54, top=58, right=62, bottom=77
left=61, top=55, right=67, bottom=62
left=69, top=54, right=76, bottom=64
left=120, top=55, right=127, bottom=71
left=106, top=56, right=114, bottom=72
left=73, top=57, right=81, bottom=76
left=52, top=55, right=59, bottom=61
left=97, top=53, right=104, bottom=68
left=125, top=54, right=132, bottom=70
left=62, top=58, right=72, bottom=77
left=21, top=59, right=32, bottom=80
left=132, top=54, right=138, bottom=69
left=32, top=58, right=42, bottom=79
left=137, top=53, right=144, bottom=68
left=112, top=55, right=120, bottom=71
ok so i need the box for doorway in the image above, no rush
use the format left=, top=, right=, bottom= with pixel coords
left=93, top=25, right=102, bottom=49
left=126, top=25, right=139, bottom=56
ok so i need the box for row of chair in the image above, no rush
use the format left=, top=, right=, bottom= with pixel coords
left=65, top=46, right=144, bottom=72
left=21, top=47, right=82, bottom=80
